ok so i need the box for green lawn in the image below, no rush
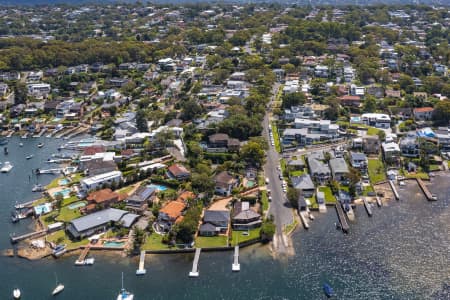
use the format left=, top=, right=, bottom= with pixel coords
left=271, top=122, right=281, bottom=153
left=118, top=185, right=135, bottom=195
left=47, top=230, right=89, bottom=250
left=367, top=127, right=381, bottom=136
left=46, top=177, right=63, bottom=189
left=61, top=195, right=79, bottom=206
left=142, top=234, right=172, bottom=251
left=56, top=206, right=82, bottom=222
left=280, top=158, right=287, bottom=176
left=289, top=170, right=305, bottom=177
left=362, top=185, right=375, bottom=196
left=283, top=218, right=298, bottom=235
left=318, top=186, right=336, bottom=204
left=70, top=173, right=84, bottom=184
left=306, top=194, right=318, bottom=209
left=195, top=235, right=228, bottom=248
left=405, top=172, right=429, bottom=180
left=260, top=190, right=269, bottom=211
left=230, top=228, right=260, bottom=246
left=429, top=164, right=441, bottom=171
left=368, top=159, right=386, bottom=183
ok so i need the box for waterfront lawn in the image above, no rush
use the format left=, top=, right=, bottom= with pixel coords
left=368, top=159, right=386, bottom=183
left=195, top=236, right=228, bottom=248
left=271, top=122, right=281, bottom=153
left=404, top=171, right=429, bottom=180
left=61, top=195, right=79, bottom=207
left=306, top=194, right=318, bottom=209
left=47, top=230, right=89, bottom=250
left=56, top=206, right=82, bottom=222
left=230, top=228, right=260, bottom=246
left=46, top=177, right=63, bottom=189
left=142, top=234, right=171, bottom=251
left=40, top=211, right=59, bottom=226
left=318, top=186, right=336, bottom=204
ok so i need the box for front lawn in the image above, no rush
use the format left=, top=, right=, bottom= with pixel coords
left=61, top=195, right=79, bottom=206
left=55, top=206, right=82, bottom=222
left=47, top=230, right=89, bottom=250
left=195, top=235, right=228, bottom=248
left=368, top=159, right=386, bottom=183
left=230, top=228, right=260, bottom=246
left=260, top=190, right=269, bottom=211
left=142, top=234, right=172, bottom=251
left=318, top=186, right=336, bottom=204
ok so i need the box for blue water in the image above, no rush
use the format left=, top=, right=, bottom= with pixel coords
left=0, top=137, right=449, bottom=299
left=58, top=178, right=70, bottom=185
left=148, top=184, right=168, bottom=191
left=53, top=188, right=71, bottom=198
left=103, top=241, right=125, bottom=248
left=68, top=201, right=87, bottom=210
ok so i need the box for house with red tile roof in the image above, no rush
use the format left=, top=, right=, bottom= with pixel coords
left=413, top=107, right=434, bottom=121
left=167, top=164, right=190, bottom=181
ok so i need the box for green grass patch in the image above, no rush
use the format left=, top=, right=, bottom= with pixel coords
left=230, top=228, right=260, bottom=246
left=283, top=218, right=298, bottom=234
left=46, top=177, right=63, bottom=189
left=117, top=185, right=135, bottom=195
left=271, top=122, right=281, bottom=153
left=47, top=230, right=89, bottom=250
left=306, top=194, right=318, bottom=209
left=40, top=211, right=59, bottom=226
left=70, top=173, right=84, bottom=184
left=289, top=170, right=305, bottom=177
left=368, top=159, right=386, bottom=184
left=405, top=172, right=429, bottom=180
left=142, top=234, right=172, bottom=251
left=260, top=190, right=269, bottom=211
left=362, top=185, right=375, bottom=196
left=280, top=158, right=287, bottom=175
left=55, top=206, right=82, bottom=222
left=318, top=186, right=336, bottom=204
left=195, top=235, right=228, bottom=248
left=61, top=195, right=79, bottom=206
left=367, top=127, right=381, bottom=136
left=429, top=164, right=441, bottom=171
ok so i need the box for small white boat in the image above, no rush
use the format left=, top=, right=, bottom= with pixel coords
left=52, top=273, right=64, bottom=296
left=13, top=288, right=21, bottom=299
left=32, top=184, right=44, bottom=192
left=37, top=143, right=44, bottom=148
left=85, top=258, right=95, bottom=265
left=0, top=161, right=13, bottom=173
left=26, top=155, right=34, bottom=160
left=19, top=143, right=23, bottom=147
left=117, top=272, right=134, bottom=300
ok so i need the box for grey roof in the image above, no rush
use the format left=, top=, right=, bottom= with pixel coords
left=308, top=150, right=325, bottom=161
left=316, top=191, right=325, bottom=204
left=291, top=174, right=315, bottom=190
left=287, top=159, right=305, bottom=166
left=233, top=210, right=260, bottom=220
left=199, top=222, right=217, bottom=232
left=329, top=157, right=349, bottom=174
left=308, top=157, right=330, bottom=175
left=203, top=210, right=230, bottom=224
left=350, top=152, right=367, bottom=161
left=69, top=208, right=138, bottom=232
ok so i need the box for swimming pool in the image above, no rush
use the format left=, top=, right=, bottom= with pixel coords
left=148, top=184, right=168, bottom=192
left=53, top=188, right=71, bottom=199
left=246, top=180, right=255, bottom=188
left=103, top=241, right=125, bottom=248
left=58, top=178, right=70, bottom=185
left=68, top=201, right=87, bottom=210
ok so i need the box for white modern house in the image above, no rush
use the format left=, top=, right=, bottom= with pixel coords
left=80, top=170, right=122, bottom=191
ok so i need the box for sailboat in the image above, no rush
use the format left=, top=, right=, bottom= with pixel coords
left=117, top=272, right=134, bottom=300
left=13, top=288, right=21, bottom=299
left=52, top=273, right=64, bottom=296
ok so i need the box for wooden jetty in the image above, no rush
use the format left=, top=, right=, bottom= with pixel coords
left=10, top=230, right=46, bottom=243
left=136, top=250, right=147, bottom=275
left=37, top=168, right=63, bottom=175
left=299, top=211, right=310, bottom=229
left=335, top=204, right=349, bottom=233
left=363, top=197, right=373, bottom=217
left=189, top=248, right=201, bottom=277
left=416, top=178, right=436, bottom=201
left=232, top=246, right=240, bottom=272
left=15, top=200, right=35, bottom=209
left=389, top=180, right=400, bottom=200
left=75, top=246, right=90, bottom=265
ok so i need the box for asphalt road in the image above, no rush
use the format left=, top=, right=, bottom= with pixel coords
left=262, top=83, right=293, bottom=254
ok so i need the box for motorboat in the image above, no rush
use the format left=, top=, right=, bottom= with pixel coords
left=52, top=273, right=64, bottom=296
left=11, top=211, right=19, bottom=223
left=26, top=155, right=34, bottom=160
left=13, top=288, right=21, bottom=299
left=1, top=161, right=13, bottom=173
left=37, top=142, right=44, bottom=148
left=323, top=283, right=334, bottom=298
left=117, top=272, right=134, bottom=300
left=52, top=244, right=67, bottom=258
left=19, top=143, right=23, bottom=147
left=32, top=184, right=44, bottom=192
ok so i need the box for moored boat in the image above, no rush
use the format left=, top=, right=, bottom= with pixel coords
left=1, top=161, right=13, bottom=173
left=13, top=288, right=21, bottom=299
left=52, top=244, right=67, bottom=258
left=37, top=142, right=44, bottom=148
left=52, top=273, right=64, bottom=296
left=32, top=184, right=44, bottom=192
left=117, top=272, right=134, bottom=300
left=26, top=154, right=34, bottom=160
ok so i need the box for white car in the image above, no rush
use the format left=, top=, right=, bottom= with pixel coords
left=265, top=177, right=269, bottom=184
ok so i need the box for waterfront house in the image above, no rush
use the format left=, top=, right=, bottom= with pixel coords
left=158, top=201, right=186, bottom=230
left=167, top=164, right=191, bottom=181
left=307, top=156, right=331, bottom=183
left=80, top=158, right=118, bottom=177
left=413, top=107, right=434, bottom=121
left=363, top=135, right=380, bottom=154
left=232, top=202, right=261, bottom=230
left=84, top=188, right=122, bottom=213
left=199, top=210, right=230, bottom=236
left=125, top=186, right=156, bottom=213
left=329, top=157, right=349, bottom=182
left=80, top=170, right=123, bottom=192
left=399, top=133, right=420, bottom=158
left=350, top=152, right=368, bottom=171
left=67, top=208, right=139, bottom=239
left=291, top=174, right=315, bottom=197
left=214, top=171, right=239, bottom=196
left=382, top=142, right=401, bottom=165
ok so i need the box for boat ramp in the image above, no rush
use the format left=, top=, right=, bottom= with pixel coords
left=189, top=248, right=201, bottom=277
left=389, top=180, right=400, bottom=200
left=299, top=211, right=310, bottom=229
left=416, top=178, right=436, bottom=201
left=136, top=250, right=147, bottom=275
left=335, top=204, right=349, bottom=233
left=363, top=197, right=373, bottom=217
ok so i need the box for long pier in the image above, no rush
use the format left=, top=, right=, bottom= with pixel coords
left=136, top=250, right=147, bottom=275
left=232, top=246, right=240, bottom=272
left=10, top=230, right=47, bottom=243
left=416, top=178, right=436, bottom=201
left=37, top=168, right=63, bottom=174
left=189, top=248, right=201, bottom=277
left=389, top=180, right=400, bottom=200
left=75, top=246, right=90, bottom=265
left=363, top=197, right=373, bottom=217
left=15, top=200, right=35, bottom=209
left=335, top=204, right=349, bottom=233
